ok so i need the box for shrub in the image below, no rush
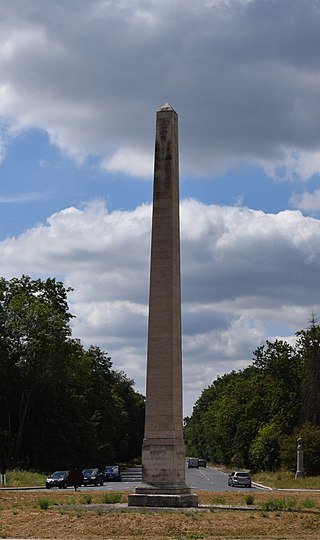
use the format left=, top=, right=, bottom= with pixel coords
left=261, top=497, right=296, bottom=512
left=101, top=492, right=124, bottom=504
left=245, top=494, right=255, bottom=505
left=80, top=494, right=92, bottom=504
left=211, top=496, right=225, bottom=505
left=38, top=498, right=49, bottom=510
left=301, top=499, right=316, bottom=509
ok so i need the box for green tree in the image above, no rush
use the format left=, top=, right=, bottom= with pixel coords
left=249, top=421, right=282, bottom=471
left=0, top=275, right=74, bottom=465
left=296, top=316, right=320, bottom=426
left=0, top=275, right=145, bottom=470
left=185, top=338, right=302, bottom=470
left=280, top=423, right=320, bottom=475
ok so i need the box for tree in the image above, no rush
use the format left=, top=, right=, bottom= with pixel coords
left=0, top=275, right=145, bottom=470
left=249, top=421, right=282, bottom=471
left=296, top=315, right=320, bottom=426
left=0, top=275, right=74, bottom=465
left=185, top=338, right=303, bottom=470
left=280, top=423, right=320, bottom=475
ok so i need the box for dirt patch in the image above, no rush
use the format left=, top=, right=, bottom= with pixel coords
left=0, top=490, right=320, bottom=539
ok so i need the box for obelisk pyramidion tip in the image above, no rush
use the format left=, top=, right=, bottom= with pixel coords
left=159, top=102, right=175, bottom=112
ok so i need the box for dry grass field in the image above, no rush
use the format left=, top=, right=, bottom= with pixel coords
left=1, top=489, right=320, bottom=539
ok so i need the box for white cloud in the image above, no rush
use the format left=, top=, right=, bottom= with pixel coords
left=0, top=192, right=42, bottom=203
left=261, top=149, right=320, bottom=183
left=101, top=147, right=153, bottom=178
left=1, top=198, right=319, bottom=414
left=290, top=188, right=320, bottom=212
left=0, top=0, right=320, bottom=179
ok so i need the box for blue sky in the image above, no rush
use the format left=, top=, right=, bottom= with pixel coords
left=1, top=0, right=320, bottom=415
left=2, top=127, right=317, bottom=238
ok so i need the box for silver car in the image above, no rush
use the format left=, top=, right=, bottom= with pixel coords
left=228, top=470, right=251, bottom=488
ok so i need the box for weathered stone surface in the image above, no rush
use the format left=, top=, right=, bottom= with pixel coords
left=128, top=493, right=199, bottom=508
left=128, top=104, right=198, bottom=508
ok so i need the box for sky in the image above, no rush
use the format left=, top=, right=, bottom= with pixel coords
left=1, top=0, right=320, bottom=416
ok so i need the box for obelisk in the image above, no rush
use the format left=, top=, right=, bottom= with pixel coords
left=128, top=103, right=198, bottom=507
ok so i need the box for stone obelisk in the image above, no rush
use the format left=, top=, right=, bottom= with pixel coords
left=128, top=103, right=198, bottom=507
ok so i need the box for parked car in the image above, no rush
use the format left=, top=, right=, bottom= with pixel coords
left=228, top=471, right=251, bottom=488
left=104, top=465, right=121, bottom=481
left=198, top=458, right=206, bottom=468
left=187, top=457, right=199, bottom=468
left=82, top=468, right=104, bottom=486
left=45, top=470, right=71, bottom=489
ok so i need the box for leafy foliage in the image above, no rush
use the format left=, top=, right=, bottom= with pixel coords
left=185, top=319, right=320, bottom=473
left=0, top=275, right=144, bottom=471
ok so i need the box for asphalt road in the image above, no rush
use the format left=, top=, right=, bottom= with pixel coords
left=186, top=466, right=269, bottom=492
left=9, top=466, right=269, bottom=493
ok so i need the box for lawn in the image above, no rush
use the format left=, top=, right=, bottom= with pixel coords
left=1, top=489, right=320, bottom=539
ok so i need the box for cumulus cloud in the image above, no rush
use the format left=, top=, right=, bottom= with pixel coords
left=1, top=198, right=319, bottom=413
left=290, top=188, right=320, bottom=212
left=1, top=0, right=320, bottom=179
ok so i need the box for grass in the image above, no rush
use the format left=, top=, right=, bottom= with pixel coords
left=100, top=491, right=125, bottom=504
left=1, top=490, right=320, bottom=539
left=260, top=497, right=297, bottom=512
left=37, top=497, right=50, bottom=510
left=80, top=493, right=92, bottom=504
left=4, top=468, right=47, bottom=487
left=210, top=495, right=226, bottom=505
left=301, top=498, right=317, bottom=508
left=252, top=469, right=320, bottom=489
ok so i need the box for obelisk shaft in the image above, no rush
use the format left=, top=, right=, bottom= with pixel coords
left=141, top=103, right=187, bottom=488
left=129, top=104, right=197, bottom=507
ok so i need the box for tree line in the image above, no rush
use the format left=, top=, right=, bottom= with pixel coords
left=184, top=316, right=320, bottom=475
left=0, top=275, right=145, bottom=472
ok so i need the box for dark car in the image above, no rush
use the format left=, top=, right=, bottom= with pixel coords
left=45, top=470, right=71, bottom=489
left=198, top=458, right=206, bottom=468
left=228, top=470, right=251, bottom=488
left=82, top=468, right=104, bottom=486
left=104, top=465, right=121, bottom=481
left=187, top=457, right=199, bottom=468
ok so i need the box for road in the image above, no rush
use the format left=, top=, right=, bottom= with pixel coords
left=21, top=466, right=269, bottom=493
left=185, top=466, right=268, bottom=492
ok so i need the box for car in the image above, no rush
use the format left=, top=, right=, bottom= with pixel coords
left=187, top=457, right=199, bottom=468
left=82, top=468, right=104, bottom=486
left=104, top=465, right=121, bottom=481
left=198, top=458, right=206, bottom=468
left=45, top=470, right=71, bottom=489
left=228, top=470, right=251, bottom=488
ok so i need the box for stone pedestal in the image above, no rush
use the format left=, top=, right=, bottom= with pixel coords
left=295, top=437, right=304, bottom=479
left=128, top=104, right=198, bottom=508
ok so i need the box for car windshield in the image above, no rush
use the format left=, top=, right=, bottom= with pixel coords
left=83, top=469, right=96, bottom=475
left=51, top=471, right=66, bottom=478
left=105, top=466, right=117, bottom=472
left=236, top=473, right=249, bottom=477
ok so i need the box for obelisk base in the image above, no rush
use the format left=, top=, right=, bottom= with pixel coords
left=128, top=484, right=198, bottom=507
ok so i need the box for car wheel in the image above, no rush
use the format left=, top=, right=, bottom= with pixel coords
left=46, top=485, right=50, bottom=489
left=63, top=482, right=67, bottom=489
